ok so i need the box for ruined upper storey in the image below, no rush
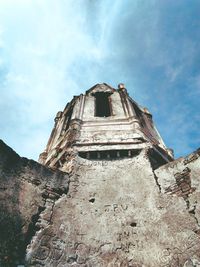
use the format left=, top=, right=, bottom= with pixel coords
left=39, top=83, right=173, bottom=170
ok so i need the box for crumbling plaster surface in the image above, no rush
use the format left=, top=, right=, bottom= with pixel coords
left=40, top=84, right=172, bottom=166
left=1, top=139, right=200, bottom=266
left=1, top=83, right=200, bottom=266
left=0, top=140, right=69, bottom=266
left=155, top=148, right=200, bottom=235
left=27, top=149, right=200, bottom=267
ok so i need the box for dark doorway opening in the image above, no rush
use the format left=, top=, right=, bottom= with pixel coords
left=94, top=92, right=112, bottom=117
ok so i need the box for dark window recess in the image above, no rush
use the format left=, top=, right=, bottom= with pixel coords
left=94, top=92, right=112, bottom=117
left=78, top=149, right=141, bottom=160
left=65, top=106, right=73, bottom=130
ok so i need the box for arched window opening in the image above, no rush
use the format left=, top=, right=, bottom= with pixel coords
left=94, top=92, right=112, bottom=117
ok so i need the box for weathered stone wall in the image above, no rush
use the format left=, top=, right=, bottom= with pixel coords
left=1, top=83, right=199, bottom=267
left=0, top=140, right=69, bottom=267
left=1, top=140, right=200, bottom=266
left=155, top=148, right=200, bottom=234
left=39, top=84, right=173, bottom=168
left=26, top=148, right=200, bottom=267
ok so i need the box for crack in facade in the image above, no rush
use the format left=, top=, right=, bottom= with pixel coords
left=0, top=83, right=200, bottom=267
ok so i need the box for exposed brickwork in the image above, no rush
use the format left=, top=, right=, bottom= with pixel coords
left=0, top=84, right=200, bottom=266
left=165, top=167, right=195, bottom=197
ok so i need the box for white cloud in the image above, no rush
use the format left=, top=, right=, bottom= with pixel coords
left=0, top=0, right=123, bottom=159
left=0, top=0, right=199, bottom=160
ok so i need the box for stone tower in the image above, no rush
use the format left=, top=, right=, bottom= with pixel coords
left=24, top=83, right=199, bottom=266
left=0, top=83, right=200, bottom=266
left=39, top=83, right=173, bottom=171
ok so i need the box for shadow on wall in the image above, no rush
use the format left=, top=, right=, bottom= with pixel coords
left=0, top=140, right=26, bottom=266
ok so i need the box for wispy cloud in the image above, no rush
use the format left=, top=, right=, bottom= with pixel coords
left=0, top=0, right=200, bottom=159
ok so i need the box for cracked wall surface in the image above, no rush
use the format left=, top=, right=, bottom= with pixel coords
left=155, top=148, right=200, bottom=235
left=1, top=83, right=200, bottom=267
left=25, top=148, right=200, bottom=267
left=0, top=140, right=69, bottom=267
left=1, top=144, right=200, bottom=266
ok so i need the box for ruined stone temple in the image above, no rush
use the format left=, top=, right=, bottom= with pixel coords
left=0, top=83, right=200, bottom=267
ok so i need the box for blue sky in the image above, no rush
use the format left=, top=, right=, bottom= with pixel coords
left=0, top=0, right=200, bottom=160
